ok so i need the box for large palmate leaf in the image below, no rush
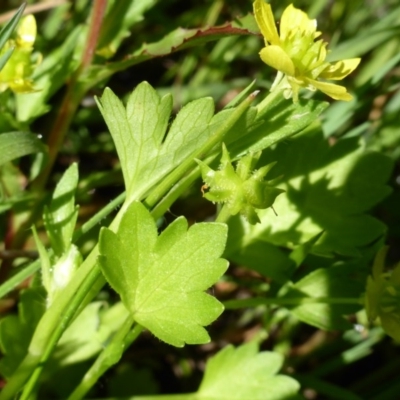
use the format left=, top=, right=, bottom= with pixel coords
left=99, top=201, right=228, bottom=347
left=227, top=125, right=393, bottom=258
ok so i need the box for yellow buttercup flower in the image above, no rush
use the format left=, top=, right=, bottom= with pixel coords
left=253, top=0, right=361, bottom=102
left=0, top=15, right=39, bottom=93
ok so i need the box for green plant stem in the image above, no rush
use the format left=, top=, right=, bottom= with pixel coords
left=215, top=204, right=232, bottom=224
left=255, top=76, right=286, bottom=117
left=67, top=320, right=142, bottom=400
left=18, top=258, right=104, bottom=400
left=72, top=191, right=126, bottom=241
left=144, top=90, right=258, bottom=209
left=224, top=296, right=362, bottom=309
left=1, top=192, right=130, bottom=398
left=0, top=248, right=100, bottom=399
left=151, top=154, right=217, bottom=221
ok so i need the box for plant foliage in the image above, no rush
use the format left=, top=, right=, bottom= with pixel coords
left=0, top=1, right=399, bottom=399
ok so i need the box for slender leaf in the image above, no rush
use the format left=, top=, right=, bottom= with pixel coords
left=43, top=163, right=79, bottom=256
left=0, top=132, right=47, bottom=166
left=87, top=14, right=258, bottom=85
left=197, top=342, right=300, bottom=400
left=0, top=3, right=25, bottom=50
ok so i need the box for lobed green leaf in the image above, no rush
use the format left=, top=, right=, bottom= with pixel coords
left=97, top=82, right=229, bottom=201
left=197, top=342, right=300, bottom=400
left=99, top=201, right=229, bottom=347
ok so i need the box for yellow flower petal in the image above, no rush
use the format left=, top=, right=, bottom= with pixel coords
left=16, top=15, right=36, bottom=49
left=280, top=4, right=317, bottom=41
left=9, top=78, right=35, bottom=93
left=253, top=1, right=360, bottom=102
left=320, top=58, right=361, bottom=80
left=307, top=79, right=353, bottom=101
left=260, top=45, right=295, bottom=76
left=253, top=0, right=280, bottom=46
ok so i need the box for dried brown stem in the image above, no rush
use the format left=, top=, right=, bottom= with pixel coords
left=0, top=0, right=67, bottom=24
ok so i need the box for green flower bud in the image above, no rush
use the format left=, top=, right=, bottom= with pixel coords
left=197, top=144, right=284, bottom=224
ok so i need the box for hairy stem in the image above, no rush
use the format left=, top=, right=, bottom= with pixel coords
left=67, top=320, right=142, bottom=400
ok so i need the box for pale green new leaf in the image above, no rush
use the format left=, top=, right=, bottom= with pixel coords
left=43, top=163, right=79, bottom=257
left=197, top=342, right=300, bottom=400
left=99, top=201, right=228, bottom=347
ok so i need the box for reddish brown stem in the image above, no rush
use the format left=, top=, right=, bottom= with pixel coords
left=81, top=0, right=107, bottom=72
